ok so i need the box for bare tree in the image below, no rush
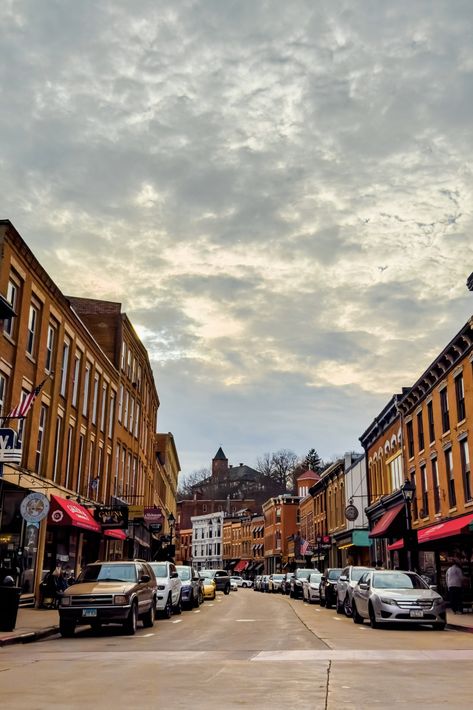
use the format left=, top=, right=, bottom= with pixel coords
left=256, top=452, right=274, bottom=478
left=269, top=449, right=299, bottom=491
left=177, top=467, right=210, bottom=499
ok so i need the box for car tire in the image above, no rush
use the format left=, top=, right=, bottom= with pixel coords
left=173, top=593, right=182, bottom=615
left=163, top=594, right=173, bottom=619
left=242, top=583, right=247, bottom=588
left=336, top=597, right=344, bottom=614
left=59, top=620, right=76, bottom=638
left=319, top=598, right=326, bottom=607
left=124, top=602, right=138, bottom=635
left=352, top=602, right=364, bottom=624
left=344, top=595, right=352, bottom=618
left=369, top=603, right=379, bottom=629
left=224, top=585, right=230, bottom=595
left=198, top=590, right=204, bottom=605
left=142, top=600, right=155, bottom=628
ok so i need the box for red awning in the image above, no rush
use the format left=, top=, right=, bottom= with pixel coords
left=369, top=503, right=405, bottom=538
left=104, top=529, right=127, bottom=540
left=48, top=495, right=101, bottom=533
left=417, top=513, right=473, bottom=545
left=387, top=538, right=405, bottom=551
left=234, top=560, right=249, bottom=573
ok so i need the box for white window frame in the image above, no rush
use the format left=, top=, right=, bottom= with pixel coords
left=45, top=323, right=56, bottom=373
left=26, top=304, right=38, bottom=356
left=72, top=353, right=81, bottom=408
left=92, top=374, right=99, bottom=425
left=60, top=338, right=70, bottom=397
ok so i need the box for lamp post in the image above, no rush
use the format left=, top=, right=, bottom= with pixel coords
left=401, top=479, right=416, bottom=571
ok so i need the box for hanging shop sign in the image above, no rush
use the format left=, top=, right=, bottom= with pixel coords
left=20, top=492, right=50, bottom=524
left=128, top=505, right=145, bottom=520
left=144, top=507, right=164, bottom=525
left=0, top=428, right=22, bottom=466
left=94, top=505, right=129, bottom=529
left=345, top=504, right=359, bottom=522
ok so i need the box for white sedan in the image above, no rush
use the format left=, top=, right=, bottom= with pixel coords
left=302, top=572, right=323, bottom=604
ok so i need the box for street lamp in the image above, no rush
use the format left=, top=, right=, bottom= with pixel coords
left=401, top=479, right=416, bottom=570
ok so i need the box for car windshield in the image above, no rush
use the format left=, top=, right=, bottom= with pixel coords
left=176, top=567, right=191, bottom=581
left=352, top=568, right=370, bottom=582
left=272, top=574, right=285, bottom=580
left=79, top=564, right=137, bottom=583
left=199, top=570, right=213, bottom=579
left=309, top=573, right=322, bottom=583
left=296, top=569, right=313, bottom=579
left=149, top=563, right=168, bottom=578
left=373, top=572, right=429, bottom=590
left=328, top=569, right=342, bottom=580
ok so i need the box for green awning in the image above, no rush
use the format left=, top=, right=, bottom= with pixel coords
left=352, top=530, right=371, bottom=547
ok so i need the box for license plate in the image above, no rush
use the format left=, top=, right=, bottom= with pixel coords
left=410, top=609, right=424, bottom=618
left=82, top=608, right=97, bottom=618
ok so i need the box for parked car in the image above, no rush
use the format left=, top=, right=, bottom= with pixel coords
left=269, top=573, right=285, bottom=593
left=261, top=574, right=271, bottom=592
left=230, top=576, right=253, bottom=588
left=201, top=576, right=217, bottom=600
left=254, top=575, right=262, bottom=591
left=352, top=569, right=446, bottom=630
left=319, top=568, right=342, bottom=609
left=149, top=561, right=182, bottom=618
left=281, top=572, right=294, bottom=595
left=302, top=572, right=323, bottom=603
left=199, top=569, right=231, bottom=595
left=176, top=565, right=203, bottom=610
left=230, top=579, right=238, bottom=591
left=58, top=560, right=157, bottom=637
left=336, top=566, right=374, bottom=616
left=290, top=569, right=317, bottom=599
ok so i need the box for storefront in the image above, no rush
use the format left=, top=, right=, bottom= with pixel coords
left=333, top=529, right=371, bottom=567
left=104, top=528, right=127, bottom=561
left=0, top=481, right=40, bottom=593
left=367, top=496, right=408, bottom=568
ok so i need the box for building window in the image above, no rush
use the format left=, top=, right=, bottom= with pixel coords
left=17, top=390, right=29, bottom=443
left=82, top=364, right=91, bottom=416
left=108, top=393, right=115, bottom=439
left=427, top=401, right=435, bottom=444
left=124, top=391, right=129, bottom=429
left=92, top=374, right=99, bottom=425
left=87, top=442, right=95, bottom=497
left=411, top=473, right=418, bottom=519
left=76, top=434, right=85, bottom=496
left=445, top=448, right=456, bottom=508
left=118, top=384, right=123, bottom=422
left=419, top=464, right=428, bottom=518
left=4, top=277, right=19, bottom=338
left=460, top=439, right=472, bottom=503
left=121, top=343, right=126, bottom=371
left=60, top=339, right=70, bottom=397
left=45, top=323, right=56, bottom=373
left=26, top=304, right=38, bottom=356
left=432, top=457, right=441, bottom=514
left=440, top=388, right=450, bottom=434
left=64, top=425, right=74, bottom=489
left=72, top=353, right=81, bottom=408
left=0, top=373, right=8, bottom=417
left=129, top=397, right=134, bottom=433
left=406, top=421, right=414, bottom=459
left=35, top=403, right=48, bottom=474
left=52, top=415, right=62, bottom=483
left=134, top=402, right=140, bottom=439
left=417, top=411, right=425, bottom=452
left=100, top=383, right=107, bottom=432
left=455, top=374, right=466, bottom=423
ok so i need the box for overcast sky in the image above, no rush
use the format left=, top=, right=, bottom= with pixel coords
left=1, top=1, right=473, bottom=477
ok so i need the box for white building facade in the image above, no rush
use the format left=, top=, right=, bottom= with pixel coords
left=191, top=511, right=223, bottom=570
left=333, top=454, right=372, bottom=566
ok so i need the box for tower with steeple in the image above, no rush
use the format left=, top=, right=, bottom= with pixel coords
left=212, top=446, right=229, bottom=481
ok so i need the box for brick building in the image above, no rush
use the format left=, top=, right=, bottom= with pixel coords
left=263, top=494, right=300, bottom=573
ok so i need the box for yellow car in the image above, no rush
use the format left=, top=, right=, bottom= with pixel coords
left=202, top=577, right=216, bottom=600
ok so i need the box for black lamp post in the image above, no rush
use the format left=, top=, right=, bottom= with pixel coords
left=401, top=479, right=416, bottom=570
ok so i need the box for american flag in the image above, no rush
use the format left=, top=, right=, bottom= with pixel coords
left=300, top=538, right=311, bottom=556
left=6, top=378, right=48, bottom=419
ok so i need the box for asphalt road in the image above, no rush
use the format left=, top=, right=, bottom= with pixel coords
left=2, top=589, right=473, bottom=709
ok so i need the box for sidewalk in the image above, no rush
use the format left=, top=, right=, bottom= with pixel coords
left=0, top=607, right=59, bottom=647
left=446, top=610, right=473, bottom=633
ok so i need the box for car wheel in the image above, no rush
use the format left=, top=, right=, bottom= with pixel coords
left=319, top=597, right=326, bottom=607
left=173, top=593, right=182, bottom=615
left=344, top=595, right=352, bottom=618
left=352, top=602, right=364, bottom=624
left=242, top=583, right=247, bottom=588
left=124, top=602, right=138, bottom=635
left=369, top=603, right=379, bottom=629
left=198, top=590, right=204, bottom=605
left=142, top=600, right=155, bottom=628
left=163, top=594, right=173, bottom=619
left=224, top=585, right=230, bottom=595
left=336, top=597, right=344, bottom=614
left=59, top=620, right=76, bottom=638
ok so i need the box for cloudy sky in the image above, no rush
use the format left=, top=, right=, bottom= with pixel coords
left=1, top=1, right=473, bottom=476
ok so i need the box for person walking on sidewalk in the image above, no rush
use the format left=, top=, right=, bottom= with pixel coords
left=446, top=560, right=465, bottom=614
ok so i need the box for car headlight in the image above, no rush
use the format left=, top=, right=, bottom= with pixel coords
left=296, top=580, right=302, bottom=586
left=157, top=585, right=166, bottom=590
left=61, top=596, right=71, bottom=606
left=380, top=598, right=397, bottom=606
left=114, top=595, right=128, bottom=605
left=310, top=584, right=318, bottom=590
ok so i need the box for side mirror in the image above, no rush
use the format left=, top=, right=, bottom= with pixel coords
left=171, top=571, right=179, bottom=579
left=358, top=582, right=369, bottom=591
left=139, top=574, right=151, bottom=583
left=339, top=575, right=348, bottom=582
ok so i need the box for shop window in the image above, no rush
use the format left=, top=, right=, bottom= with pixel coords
left=440, top=388, right=450, bottom=434
left=460, top=438, right=472, bottom=503
left=455, top=374, right=466, bottom=423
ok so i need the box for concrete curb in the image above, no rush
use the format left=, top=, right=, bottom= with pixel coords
left=446, top=622, right=473, bottom=634
left=0, top=625, right=59, bottom=647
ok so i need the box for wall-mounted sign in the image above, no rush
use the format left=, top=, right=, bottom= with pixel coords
left=94, top=506, right=128, bottom=529
left=345, top=504, right=359, bottom=522
left=0, top=428, right=22, bottom=466
left=144, top=507, right=164, bottom=525
left=20, top=492, right=50, bottom=523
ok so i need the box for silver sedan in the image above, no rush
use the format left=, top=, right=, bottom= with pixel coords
left=352, top=570, right=446, bottom=629
left=302, top=572, right=322, bottom=603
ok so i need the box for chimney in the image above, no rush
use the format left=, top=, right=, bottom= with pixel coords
left=239, top=463, right=243, bottom=467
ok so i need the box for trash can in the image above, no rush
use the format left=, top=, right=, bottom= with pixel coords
left=0, top=586, right=22, bottom=632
